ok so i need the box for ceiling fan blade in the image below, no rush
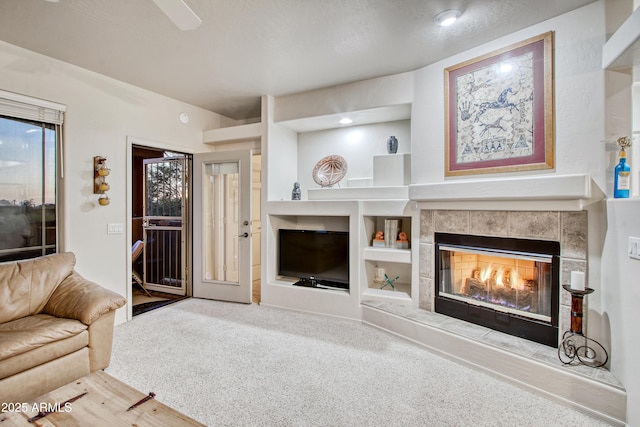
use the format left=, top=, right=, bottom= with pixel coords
left=152, top=0, right=202, bottom=31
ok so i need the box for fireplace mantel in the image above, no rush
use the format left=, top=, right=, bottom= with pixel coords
left=409, top=174, right=603, bottom=211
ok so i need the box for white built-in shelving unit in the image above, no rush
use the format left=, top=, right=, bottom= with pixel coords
left=260, top=77, right=418, bottom=318
left=262, top=200, right=362, bottom=319
left=360, top=201, right=418, bottom=305
left=202, top=121, right=262, bottom=145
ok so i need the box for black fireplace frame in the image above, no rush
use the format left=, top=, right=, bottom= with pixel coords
left=434, top=232, right=560, bottom=347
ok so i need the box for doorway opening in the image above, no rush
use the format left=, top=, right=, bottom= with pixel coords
left=132, top=145, right=192, bottom=315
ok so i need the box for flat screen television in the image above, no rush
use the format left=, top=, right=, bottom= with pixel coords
left=278, top=229, right=349, bottom=288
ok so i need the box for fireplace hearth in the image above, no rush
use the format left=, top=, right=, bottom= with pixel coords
left=435, top=232, right=560, bottom=347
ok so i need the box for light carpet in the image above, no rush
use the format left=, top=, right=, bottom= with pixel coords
left=106, top=298, right=610, bottom=426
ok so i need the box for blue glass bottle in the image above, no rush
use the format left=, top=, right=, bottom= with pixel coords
left=614, top=149, right=630, bottom=198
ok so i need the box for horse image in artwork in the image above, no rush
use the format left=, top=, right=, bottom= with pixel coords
left=479, top=116, right=506, bottom=137
left=474, top=87, right=519, bottom=122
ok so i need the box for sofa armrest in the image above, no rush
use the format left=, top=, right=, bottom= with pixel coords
left=43, top=271, right=126, bottom=325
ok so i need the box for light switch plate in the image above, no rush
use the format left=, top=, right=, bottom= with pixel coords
left=629, top=237, right=640, bottom=260
left=107, top=223, right=124, bottom=235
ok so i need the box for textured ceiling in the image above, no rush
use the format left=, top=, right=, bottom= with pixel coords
left=0, top=0, right=597, bottom=120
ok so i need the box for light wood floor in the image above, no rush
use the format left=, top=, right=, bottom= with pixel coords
left=252, top=279, right=261, bottom=304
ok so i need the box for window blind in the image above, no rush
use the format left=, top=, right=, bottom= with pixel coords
left=0, top=89, right=65, bottom=125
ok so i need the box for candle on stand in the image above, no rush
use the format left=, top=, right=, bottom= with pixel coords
left=570, top=271, right=586, bottom=291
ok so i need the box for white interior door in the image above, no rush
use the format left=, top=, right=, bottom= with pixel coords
left=193, top=150, right=252, bottom=303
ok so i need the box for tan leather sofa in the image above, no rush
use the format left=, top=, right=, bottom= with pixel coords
left=0, top=252, right=126, bottom=403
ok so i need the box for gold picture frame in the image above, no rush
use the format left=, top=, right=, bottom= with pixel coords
left=444, top=32, right=555, bottom=177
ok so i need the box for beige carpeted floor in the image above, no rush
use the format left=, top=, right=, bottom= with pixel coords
left=107, top=298, right=611, bottom=427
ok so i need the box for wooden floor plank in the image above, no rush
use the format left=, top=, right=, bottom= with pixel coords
left=0, top=371, right=204, bottom=426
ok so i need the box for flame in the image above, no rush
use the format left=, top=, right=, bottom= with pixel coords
left=477, top=265, right=528, bottom=289
left=495, top=268, right=504, bottom=287
left=479, top=265, right=492, bottom=282
left=511, top=269, right=523, bottom=290
left=471, top=260, right=531, bottom=293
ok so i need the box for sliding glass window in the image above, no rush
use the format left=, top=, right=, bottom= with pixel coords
left=0, top=115, right=57, bottom=262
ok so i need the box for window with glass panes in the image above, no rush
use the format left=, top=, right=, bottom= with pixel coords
left=0, top=91, right=64, bottom=262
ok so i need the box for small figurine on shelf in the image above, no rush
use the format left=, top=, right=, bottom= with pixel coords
left=381, top=273, right=399, bottom=291
left=386, top=136, right=398, bottom=154
left=614, top=136, right=632, bottom=198
left=396, top=231, right=410, bottom=249
left=372, top=230, right=385, bottom=247
left=291, top=182, right=301, bottom=200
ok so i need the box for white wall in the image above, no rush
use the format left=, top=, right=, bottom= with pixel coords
left=412, top=2, right=609, bottom=191
left=296, top=120, right=410, bottom=198
left=264, top=96, right=299, bottom=201
left=633, top=83, right=639, bottom=196
left=274, top=72, right=413, bottom=123
left=0, top=40, right=232, bottom=325
left=601, top=199, right=640, bottom=426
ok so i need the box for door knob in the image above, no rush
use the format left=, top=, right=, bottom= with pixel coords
left=239, top=232, right=249, bottom=238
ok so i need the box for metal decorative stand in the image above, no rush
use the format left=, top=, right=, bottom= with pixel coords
left=380, top=274, right=399, bottom=291
left=558, top=285, right=609, bottom=368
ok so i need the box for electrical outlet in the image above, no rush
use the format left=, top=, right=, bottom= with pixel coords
left=107, top=223, right=124, bottom=235
left=629, top=237, right=640, bottom=260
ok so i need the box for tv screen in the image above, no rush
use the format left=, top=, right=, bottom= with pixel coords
left=278, top=229, right=349, bottom=285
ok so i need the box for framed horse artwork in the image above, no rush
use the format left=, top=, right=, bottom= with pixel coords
left=444, top=32, right=554, bottom=177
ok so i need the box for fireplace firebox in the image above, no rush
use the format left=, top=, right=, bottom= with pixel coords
left=435, top=232, right=560, bottom=347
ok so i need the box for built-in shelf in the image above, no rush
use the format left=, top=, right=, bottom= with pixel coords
left=362, top=287, right=412, bottom=303
left=361, top=210, right=415, bottom=303
left=203, top=122, right=262, bottom=144
left=308, top=186, right=409, bottom=200
left=363, top=247, right=411, bottom=264
left=602, top=5, right=640, bottom=69
left=262, top=204, right=362, bottom=319
left=275, top=104, right=411, bottom=133
left=270, top=279, right=350, bottom=294
left=410, top=174, right=604, bottom=211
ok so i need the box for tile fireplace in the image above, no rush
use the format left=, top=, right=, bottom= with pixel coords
left=434, top=232, right=560, bottom=347
left=418, top=209, right=588, bottom=350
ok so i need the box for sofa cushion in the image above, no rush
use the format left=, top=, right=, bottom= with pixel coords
left=0, top=348, right=90, bottom=404
left=0, top=330, right=88, bottom=380
left=0, top=314, right=87, bottom=362
left=43, top=271, right=127, bottom=325
left=0, top=252, right=76, bottom=324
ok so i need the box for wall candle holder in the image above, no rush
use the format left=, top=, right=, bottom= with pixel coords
left=558, top=285, right=609, bottom=368
left=94, top=156, right=111, bottom=206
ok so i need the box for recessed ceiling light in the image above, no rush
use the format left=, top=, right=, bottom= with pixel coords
left=434, top=9, right=462, bottom=27
left=339, top=118, right=353, bottom=125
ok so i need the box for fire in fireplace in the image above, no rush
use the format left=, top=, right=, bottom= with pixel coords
left=435, top=232, right=560, bottom=347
